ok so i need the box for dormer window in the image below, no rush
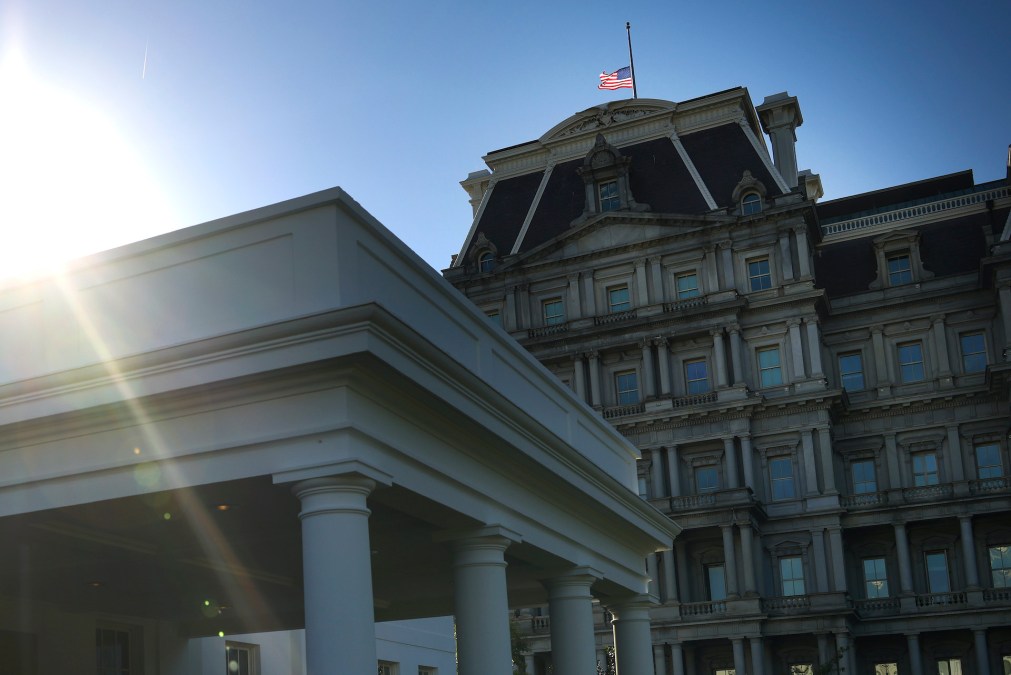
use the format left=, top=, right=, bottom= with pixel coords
left=478, top=251, right=495, bottom=273
left=869, top=232, right=933, bottom=290
left=741, top=192, right=762, bottom=215
left=599, top=180, right=620, bottom=212
left=886, top=252, right=912, bottom=285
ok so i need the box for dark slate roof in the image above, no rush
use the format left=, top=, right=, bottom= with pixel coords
left=516, top=157, right=585, bottom=252
left=469, top=170, right=544, bottom=258
left=624, top=138, right=710, bottom=214
left=679, top=123, right=784, bottom=207
left=817, top=171, right=974, bottom=222
left=815, top=239, right=878, bottom=297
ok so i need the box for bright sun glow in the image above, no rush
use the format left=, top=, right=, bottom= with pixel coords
left=0, top=53, right=176, bottom=282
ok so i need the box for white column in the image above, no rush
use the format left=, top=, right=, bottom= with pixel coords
left=835, top=631, right=854, bottom=675
left=545, top=570, right=599, bottom=675
left=705, top=246, right=720, bottom=293
left=505, top=288, right=518, bottom=332
left=650, top=256, right=664, bottom=305
left=719, top=241, right=736, bottom=290
left=646, top=554, right=660, bottom=598
left=666, top=445, right=682, bottom=497
left=731, top=637, right=747, bottom=675
left=573, top=355, right=587, bottom=403
left=721, top=524, right=740, bottom=599
left=932, top=315, right=952, bottom=377
left=907, top=634, right=923, bottom=675
left=1000, top=285, right=1011, bottom=349
left=641, top=340, right=657, bottom=399
left=788, top=319, right=806, bottom=379
left=740, top=435, right=755, bottom=492
left=610, top=596, right=655, bottom=675
left=871, top=325, right=888, bottom=392
left=884, top=433, right=901, bottom=489
left=779, top=230, right=795, bottom=281
left=946, top=424, right=965, bottom=481
left=801, top=430, right=819, bottom=496
left=517, top=283, right=531, bottom=328
left=582, top=272, right=597, bottom=317
left=713, top=328, right=729, bottom=388
left=294, top=476, right=378, bottom=675
left=811, top=528, right=829, bottom=593
left=974, top=629, right=991, bottom=675
left=739, top=522, right=757, bottom=596
left=894, top=522, right=914, bottom=595
left=635, top=259, right=649, bottom=306
left=451, top=533, right=514, bottom=675
left=656, top=338, right=672, bottom=395
left=662, top=548, right=678, bottom=603
left=828, top=527, right=847, bottom=593
left=794, top=225, right=812, bottom=278
left=805, top=317, right=824, bottom=377
left=670, top=643, right=685, bottom=675
left=653, top=644, right=666, bottom=675
left=650, top=449, right=665, bottom=498
left=524, top=655, right=535, bottom=675
left=567, top=273, right=582, bottom=320
left=816, top=634, right=831, bottom=669
left=724, top=437, right=740, bottom=488
left=749, top=636, right=765, bottom=675
left=588, top=351, right=602, bottom=407
left=960, top=515, right=980, bottom=588
left=817, top=427, right=837, bottom=493
left=729, top=324, right=744, bottom=385
left=675, top=542, right=690, bottom=602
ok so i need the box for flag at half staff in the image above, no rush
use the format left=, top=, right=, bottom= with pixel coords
left=598, top=66, right=633, bottom=90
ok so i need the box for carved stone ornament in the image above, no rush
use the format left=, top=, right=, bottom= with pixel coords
left=731, top=170, right=768, bottom=203
left=551, top=105, right=667, bottom=139
left=467, top=231, right=499, bottom=271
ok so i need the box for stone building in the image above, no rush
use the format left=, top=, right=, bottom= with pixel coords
left=444, top=88, right=1011, bottom=675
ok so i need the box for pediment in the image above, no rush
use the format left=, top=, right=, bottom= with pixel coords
left=541, top=99, right=675, bottom=142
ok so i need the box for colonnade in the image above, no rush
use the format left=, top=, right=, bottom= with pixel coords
left=292, top=475, right=653, bottom=675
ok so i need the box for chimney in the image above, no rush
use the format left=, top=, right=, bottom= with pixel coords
left=756, top=92, right=804, bottom=189
left=461, top=169, right=492, bottom=217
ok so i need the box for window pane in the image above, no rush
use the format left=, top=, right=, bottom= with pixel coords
left=938, top=658, right=963, bottom=675
left=863, top=557, right=889, bottom=598
left=676, top=272, right=700, bottom=298
left=742, top=193, right=762, bottom=215
left=913, top=452, right=940, bottom=486
left=696, top=466, right=719, bottom=492
left=898, top=343, right=925, bottom=383
left=887, top=253, right=912, bottom=285
left=925, top=551, right=950, bottom=593
left=852, top=459, right=877, bottom=494
left=780, top=556, right=805, bottom=596
left=758, top=347, right=783, bottom=387
left=615, top=371, right=639, bottom=405
left=542, top=298, right=564, bottom=325
left=748, top=258, right=772, bottom=291
left=976, top=444, right=1003, bottom=479
left=599, top=181, right=620, bottom=211
left=960, top=333, right=986, bottom=373
left=839, top=352, right=865, bottom=391
left=685, top=359, right=710, bottom=394
left=875, top=664, right=898, bottom=675
left=608, top=286, right=630, bottom=312
left=990, top=545, right=1011, bottom=588
left=706, top=564, right=726, bottom=601
left=770, top=457, right=795, bottom=500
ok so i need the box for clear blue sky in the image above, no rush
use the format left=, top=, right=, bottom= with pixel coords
left=2, top=0, right=1009, bottom=276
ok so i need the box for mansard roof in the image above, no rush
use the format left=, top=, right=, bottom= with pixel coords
left=456, top=89, right=790, bottom=267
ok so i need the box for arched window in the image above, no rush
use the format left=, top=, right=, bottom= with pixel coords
left=478, top=251, right=495, bottom=273
left=742, top=192, right=762, bottom=215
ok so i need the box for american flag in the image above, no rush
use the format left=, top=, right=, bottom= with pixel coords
left=598, top=66, right=633, bottom=90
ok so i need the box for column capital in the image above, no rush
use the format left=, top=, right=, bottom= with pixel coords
left=607, top=593, right=656, bottom=616
left=653, top=336, right=669, bottom=348
left=542, top=567, right=602, bottom=597
left=567, top=272, right=580, bottom=283
left=727, top=323, right=742, bottom=334
left=586, top=349, right=600, bottom=360
left=716, top=239, right=733, bottom=250
left=710, top=326, right=725, bottom=337
left=435, top=524, right=522, bottom=547
left=786, top=317, right=802, bottom=327
left=931, top=313, right=947, bottom=325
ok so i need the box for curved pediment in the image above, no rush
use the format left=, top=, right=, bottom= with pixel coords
left=540, top=98, right=676, bottom=142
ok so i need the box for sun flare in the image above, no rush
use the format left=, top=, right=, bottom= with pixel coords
left=0, top=54, right=175, bottom=282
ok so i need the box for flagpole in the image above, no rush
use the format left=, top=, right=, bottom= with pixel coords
left=626, top=21, right=638, bottom=99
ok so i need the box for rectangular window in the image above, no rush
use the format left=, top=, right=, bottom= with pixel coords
left=96, top=629, right=132, bottom=675
left=676, top=272, right=700, bottom=299
left=852, top=459, right=878, bottom=494
left=936, top=658, right=962, bottom=675
left=714, top=670, right=735, bottom=675
left=780, top=556, right=805, bottom=596
left=758, top=347, right=783, bottom=387
left=898, top=342, right=925, bottom=383
left=226, top=644, right=256, bottom=675
left=418, top=668, right=437, bottom=675
left=695, top=466, right=719, bottom=493
left=542, top=298, right=565, bottom=326
left=863, top=557, right=890, bottom=598
left=747, top=257, right=772, bottom=291
left=874, top=665, right=898, bottom=675
left=790, top=666, right=813, bottom=675
left=976, top=444, right=1003, bottom=479
left=486, top=311, right=501, bottom=325
left=706, top=563, right=727, bottom=601
left=887, top=252, right=912, bottom=285
left=770, top=457, right=796, bottom=500
left=599, top=180, right=620, bottom=212
left=960, top=332, right=987, bottom=373
left=912, top=451, right=940, bottom=486
left=608, top=285, right=630, bottom=312
left=614, top=370, right=639, bottom=405
left=839, top=352, right=865, bottom=392
left=684, top=359, right=710, bottom=394
left=990, top=545, right=1011, bottom=588
left=925, top=551, right=951, bottom=593
left=378, top=662, right=399, bottom=675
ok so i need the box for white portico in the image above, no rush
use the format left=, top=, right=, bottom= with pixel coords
left=0, top=188, right=678, bottom=674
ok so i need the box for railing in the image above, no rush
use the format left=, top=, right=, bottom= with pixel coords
left=840, top=491, right=888, bottom=509
left=821, top=185, right=1010, bottom=237
left=969, top=475, right=1011, bottom=495
left=671, top=391, right=718, bottom=408
left=854, top=597, right=900, bottom=616
left=983, top=587, right=1011, bottom=603
left=531, top=616, right=550, bottom=633
left=526, top=323, right=568, bottom=339
left=664, top=296, right=709, bottom=313
left=902, top=483, right=953, bottom=503
left=915, top=591, right=966, bottom=607
left=668, top=493, right=717, bottom=510
left=602, top=402, right=645, bottom=419
left=680, top=600, right=726, bottom=616
left=762, top=595, right=811, bottom=613
left=594, top=309, right=637, bottom=326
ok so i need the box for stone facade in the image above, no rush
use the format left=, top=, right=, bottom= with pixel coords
left=445, top=88, right=1011, bottom=675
